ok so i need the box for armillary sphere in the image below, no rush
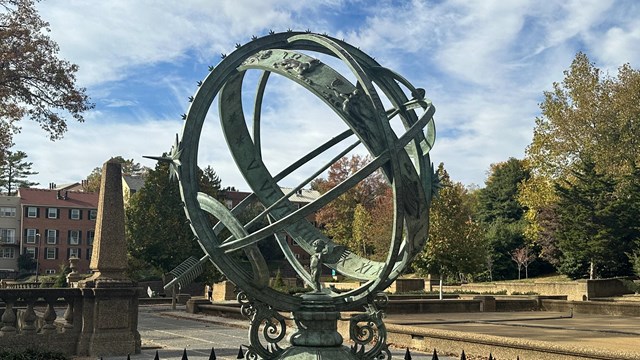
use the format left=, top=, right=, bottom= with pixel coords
left=157, top=31, right=437, bottom=359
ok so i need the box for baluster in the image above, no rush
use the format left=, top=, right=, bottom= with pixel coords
left=41, top=296, right=58, bottom=334
left=63, top=295, right=74, bottom=331
left=22, top=299, right=38, bottom=334
left=0, top=295, right=17, bottom=334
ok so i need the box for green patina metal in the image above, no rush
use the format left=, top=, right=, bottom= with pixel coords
left=155, top=31, right=437, bottom=359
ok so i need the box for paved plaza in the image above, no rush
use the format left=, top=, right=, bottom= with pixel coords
left=76, top=303, right=640, bottom=359
left=81, top=304, right=451, bottom=360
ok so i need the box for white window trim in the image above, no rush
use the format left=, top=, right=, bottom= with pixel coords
left=45, top=248, right=56, bottom=260
left=69, top=248, right=80, bottom=259
left=47, top=208, right=57, bottom=219
left=89, top=209, right=97, bottom=220
left=0, top=228, right=16, bottom=244
left=46, top=229, right=57, bottom=244
left=0, top=207, right=16, bottom=217
left=26, top=229, right=37, bottom=244
left=27, top=207, right=37, bottom=218
left=69, top=230, right=80, bottom=245
left=71, top=209, right=80, bottom=220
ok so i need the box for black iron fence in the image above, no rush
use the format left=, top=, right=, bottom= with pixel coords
left=103, top=347, right=513, bottom=360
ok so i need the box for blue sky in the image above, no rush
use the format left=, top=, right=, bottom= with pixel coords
left=13, top=0, right=640, bottom=190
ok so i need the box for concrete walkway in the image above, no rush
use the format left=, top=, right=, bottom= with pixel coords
left=78, top=303, right=640, bottom=359
left=80, top=304, right=454, bottom=360
left=385, top=310, right=640, bottom=356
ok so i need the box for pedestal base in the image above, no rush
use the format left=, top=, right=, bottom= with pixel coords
left=276, top=345, right=358, bottom=359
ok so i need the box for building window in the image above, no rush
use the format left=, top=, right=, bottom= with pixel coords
left=45, top=269, right=56, bottom=275
left=45, top=247, right=57, bottom=260
left=69, top=230, right=80, bottom=245
left=225, top=199, right=233, bottom=209
left=0, top=207, right=16, bottom=217
left=47, top=208, right=58, bottom=219
left=25, top=229, right=38, bottom=244
left=70, top=209, right=81, bottom=220
left=46, top=229, right=57, bottom=244
left=89, top=209, right=97, bottom=220
left=86, top=248, right=92, bottom=261
left=24, top=247, right=36, bottom=259
left=27, top=207, right=38, bottom=218
left=0, top=228, right=16, bottom=244
left=69, top=248, right=80, bottom=259
left=0, top=248, right=15, bottom=258
left=87, top=230, right=95, bottom=246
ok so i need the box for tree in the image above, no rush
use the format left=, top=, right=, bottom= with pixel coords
left=555, top=157, right=634, bottom=279
left=0, top=149, right=38, bottom=194
left=413, top=163, right=486, bottom=283
left=125, top=160, right=223, bottom=282
left=0, top=0, right=93, bottom=163
left=313, top=155, right=390, bottom=257
left=85, top=156, right=147, bottom=192
left=511, top=246, right=535, bottom=280
left=521, top=53, right=640, bottom=261
left=476, top=158, right=532, bottom=280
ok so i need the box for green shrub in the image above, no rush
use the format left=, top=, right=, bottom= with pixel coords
left=0, top=348, right=69, bottom=360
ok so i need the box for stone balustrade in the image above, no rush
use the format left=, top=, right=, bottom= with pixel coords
left=0, top=286, right=140, bottom=357
left=0, top=288, right=82, bottom=354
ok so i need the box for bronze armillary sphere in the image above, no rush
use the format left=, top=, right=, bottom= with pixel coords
left=163, top=31, right=437, bottom=359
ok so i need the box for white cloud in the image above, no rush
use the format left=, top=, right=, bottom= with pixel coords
left=14, top=0, right=639, bottom=190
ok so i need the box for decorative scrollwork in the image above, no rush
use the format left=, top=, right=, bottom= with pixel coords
left=237, top=291, right=287, bottom=359
left=349, top=292, right=390, bottom=359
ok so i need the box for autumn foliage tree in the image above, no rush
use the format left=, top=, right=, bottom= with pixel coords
left=413, top=163, right=486, bottom=282
left=313, top=155, right=391, bottom=258
left=520, top=53, right=640, bottom=268
left=0, top=0, right=93, bottom=162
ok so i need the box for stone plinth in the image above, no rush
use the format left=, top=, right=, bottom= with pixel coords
left=213, top=281, right=237, bottom=301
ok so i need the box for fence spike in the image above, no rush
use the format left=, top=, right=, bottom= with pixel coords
left=127, top=355, right=130, bottom=360
left=182, top=348, right=188, bottom=360
left=154, top=350, right=160, bottom=360
left=488, top=353, right=493, bottom=360
left=432, top=349, right=439, bottom=360
left=460, top=349, right=466, bottom=360
left=237, top=345, right=245, bottom=359
left=209, top=346, right=217, bottom=360
left=404, top=347, right=412, bottom=360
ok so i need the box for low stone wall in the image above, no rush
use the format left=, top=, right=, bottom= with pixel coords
left=388, top=279, right=426, bottom=294
left=444, top=281, right=587, bottom=301
left=541, top=299, right=640, bottom=317
left=385, top=299, right=481, bottom=313
left=586, top=278, right=634, bottom=299
left=443, top=278, right=633, bottom=302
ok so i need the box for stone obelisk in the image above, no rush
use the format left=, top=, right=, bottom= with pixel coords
left=77, top=159, right=140, bottom=357
left=82, top=159, right=132, bottom=286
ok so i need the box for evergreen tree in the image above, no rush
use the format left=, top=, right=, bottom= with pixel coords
left=476, top=158, right=533, bottom=280
left=555, top=158, right=634, bottom=279
left=125, top=160, right=223, bottom=282
left=0, top=149, right=38, bottom=195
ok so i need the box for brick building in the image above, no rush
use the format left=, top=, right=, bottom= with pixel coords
left=0, top=195, right=20, bottom=278
left=18, top=188, right=99, bottom=275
